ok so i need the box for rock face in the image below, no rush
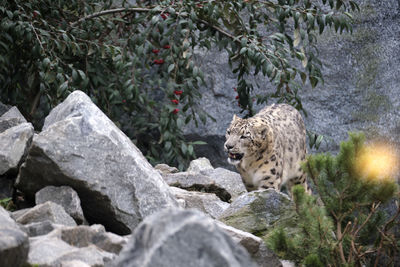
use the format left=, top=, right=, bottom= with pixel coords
left=0, top=122, right=34, bottom=175
left=15, top=90, right=178, bottom=234
left=0, top=106, right=27, bottom=133
left=0, top=206, right=29, bottom=267
left=36, top=186, right=86, bottom=225
left=184, top=0, right=400, bottom=167
left=113, top=208, right=258, bottom=267
left=218, top=189, right=293, bottom=235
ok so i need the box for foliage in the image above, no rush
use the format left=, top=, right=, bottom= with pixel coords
left=0, top=0, right=359, bottom=168
left=0, top=197, right=14, bottom=211
left=268, top=133, right=399, bottom=266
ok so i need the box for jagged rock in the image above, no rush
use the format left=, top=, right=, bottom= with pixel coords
left=53, top=225, right=128, bottom=254
left=21, top=220, right=63, bottom=237
left=0, top=122, right=34, bottom=175
left=13, top=201, right=77, bottom=227
left=0, top=106, right=27, bottom=133
left=0, top=206, right=29, bottom=267
left=216, top=221, right=282, bottom=267
left=15, top=90, right=178, bottom=234
left=112, top=208, right=258, bottom=267
left=36, top=186, right=86, bottom=225
left=60, top=260, right=91, bottom=267
left=170, top=187, right=229, bottom=218
left=28, top=234, right=115, bottom=267
left=186, top=157, right=214, bottom=173
left=154, top=163, right=179, bottom=174
left=162, top=171, right=232, bottom=202
left=218, top=189, right=293, bottom=235
left=161, top=167, right=246, bottom=202
left=200, top=167, right=247, bottom=200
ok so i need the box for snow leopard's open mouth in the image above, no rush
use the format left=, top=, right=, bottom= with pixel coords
left=228, top=153, right=243, bottom=161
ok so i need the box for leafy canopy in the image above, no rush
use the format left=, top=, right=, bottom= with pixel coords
left=0, top=0, right=359, bottom=168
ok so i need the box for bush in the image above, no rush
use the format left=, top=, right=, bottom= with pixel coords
left=0, top=0, right=359, bottom=168
left=267, top=133, right=399, bottom=266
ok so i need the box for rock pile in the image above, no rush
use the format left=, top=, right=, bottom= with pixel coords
left=0, top=91, right=293, bottom=266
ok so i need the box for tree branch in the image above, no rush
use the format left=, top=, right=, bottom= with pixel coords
left=71, top=8, right=153, bottom=27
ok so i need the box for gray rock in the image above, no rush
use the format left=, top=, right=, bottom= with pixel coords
left=60, top=260, right=91, bottom=267
left=216, top=221, right=282, bottom=267
left=200, top=167, right=247, bottom=200
left=0, top=122, right=34, bottom=175
left=162, top=171, right=232, bottom=202
left=0, top=206, right=29, bottom=267
left=187, top=157, right=214, bottom=173
left=183, top=0, right=400, bottom=168
left=36, top=186, right=86, bottom=225
left=28, top=234, right=115, bottom=267
left=15, top=90, right=178, bottom=234
left=14, top=201, right=77, bottom=227
left=51, top=224, right=128, bottom=254
left=170, top=187, right=229, bottom=218
left=21, top=220, right=63, bottom=237
left=0, top=106, right=27, bottom=133
left=112, top=208, right=258, bottom=267
left=154, top=163, right=179, bottom=174
left=218, top=189, right=293, bottom=235
left=162, top=167, right=246, bottom=202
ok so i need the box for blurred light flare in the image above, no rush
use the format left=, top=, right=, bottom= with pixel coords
left=356, top=142, right=399, bottom=181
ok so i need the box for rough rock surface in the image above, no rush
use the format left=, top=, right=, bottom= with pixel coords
left=0, top=106, right=27, bottom=133
left=28, top=235, right=115, bottom=267
left=186, top=157, right=214, bottom=173
left=0, top=101, right=10, bottom=117
left=162, top=168, right=246, bottom=202
left=15, top=90, right=178, bottom=234
left=216, top=221, right=282, bottom=267
left=184, top=0, right=400, bottom=168
left=36, top=185, right=86, bottom=224
left=218, top=189, right=293, bottom=235
left=113, top=209, right=258, bottom=267
left=13, top=201, right=77, bottom=227
left=0, top=122, right=34, bottom=175
left=170, top=187, right=229, bottom=218
left=0, top=206, right=29, bottom=267
left=154, top=163, right=179, bottom=174
left=21, top=220, right=63, bottom=237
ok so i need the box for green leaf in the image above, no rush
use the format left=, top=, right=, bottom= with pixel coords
left=168, top=64, right=175, bottom=73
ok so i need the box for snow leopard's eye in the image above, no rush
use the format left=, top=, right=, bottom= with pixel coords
left=226, top=130, right=231, bottom=135
left=240, top=135, right=248, bottom=139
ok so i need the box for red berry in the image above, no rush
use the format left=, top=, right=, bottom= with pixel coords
left=235, top=95, right=239, bottom=99
left=172, top=108, right=179, bottom=114
left=152, top=49, right=160, bottom=54
left=171, top=99, right=179, bottom=104
left=163, top=45, right=171, bottom=49
left=122, top=99, right=126, bottom=103
left=161, top=13, right=169, bottom=20
left=174, top=90, right=183, bottom=96
left=153, top=59, right=164, bottom=65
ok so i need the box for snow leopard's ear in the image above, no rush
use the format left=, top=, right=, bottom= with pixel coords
left=232, top=114, right=240, bottom=122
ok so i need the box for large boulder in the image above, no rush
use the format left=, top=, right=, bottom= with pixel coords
left=218, top=189, right=294, bottom=235
left=113, top=209, right=258, bottom=267
left=0, top=122, right=34, bottom=175
left=0, top=206, right=29, bottom=267
left=35, top=186, right=86, bottom=225
left=15, top=90, right=178, bottom=234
